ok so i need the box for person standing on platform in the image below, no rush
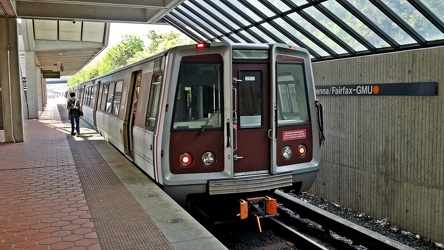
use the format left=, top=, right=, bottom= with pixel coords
left=66, top=92, right=82, bottom=137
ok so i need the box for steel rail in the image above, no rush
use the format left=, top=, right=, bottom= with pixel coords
left=269, top=217, right=329, bottom=250
left=274, top=190, right=415, bottom=250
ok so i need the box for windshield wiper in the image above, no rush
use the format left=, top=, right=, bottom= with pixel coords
left=197, top=109, right=220, bottom=135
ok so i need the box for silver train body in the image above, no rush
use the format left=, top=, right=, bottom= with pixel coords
left=69, top=42, right=323, bottom=205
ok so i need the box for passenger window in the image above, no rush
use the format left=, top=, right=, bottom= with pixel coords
left=106, top=82, right=116, bottom=114
left=89, top=86, right=95, bottom=107
left=114, top=81, right=123, bottom=116
left=146, top=74, right=162, bottom=130
left=100, top=84, right=108, bottom=111
left=172, top=58, right=223, bottom=130
left=87, top=87, right=92, bottom=107
left=276, top=63, right=309, bottom=125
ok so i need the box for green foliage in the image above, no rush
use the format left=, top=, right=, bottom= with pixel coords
left=68, top=30, right=195, bottom=87
left=145, top=30, right=194, bottom=55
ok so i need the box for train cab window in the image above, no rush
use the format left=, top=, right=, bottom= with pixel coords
left=173, top=59, right=223, bottom=130
left=113, top=81, right=123, bottom=116
left=276, top=63, right=309, bottom=125
left=146, top=74, right=162, bottom=130
left=106, top=82, right=116, bottom=114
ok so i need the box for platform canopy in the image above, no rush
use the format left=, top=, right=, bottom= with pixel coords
left=163, top=0, right=444, bottom=61
left=0, top=0, right=182, bottom=76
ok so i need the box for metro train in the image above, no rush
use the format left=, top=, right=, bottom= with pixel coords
left=68, top=42, right=324, bottom=218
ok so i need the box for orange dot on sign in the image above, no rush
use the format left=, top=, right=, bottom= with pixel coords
left=373, top=86, right=380, bottom=94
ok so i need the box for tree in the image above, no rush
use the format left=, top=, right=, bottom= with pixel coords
left=68, top=30, right=194, bottom=87
left=102, top=34, right=145, bottom=70
left=146, top=30, right=194, bottom=54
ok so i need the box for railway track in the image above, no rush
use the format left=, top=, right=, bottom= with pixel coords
left=193, top=190, right=416, bottom=249
left=272, top=190, right=415, bottom=250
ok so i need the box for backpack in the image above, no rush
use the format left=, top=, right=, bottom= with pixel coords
left=68, top=98, right=80, bottom=115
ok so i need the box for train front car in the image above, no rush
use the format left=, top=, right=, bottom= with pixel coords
left=159, top=43, right=323, bottom=219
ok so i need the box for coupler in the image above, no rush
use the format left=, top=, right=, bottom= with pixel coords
left=237, top=196, right=280, bottom=232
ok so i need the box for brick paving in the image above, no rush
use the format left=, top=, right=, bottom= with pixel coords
left=0, top=97, right=175, bottom=250
left=0, top=98, right=100, bottom=250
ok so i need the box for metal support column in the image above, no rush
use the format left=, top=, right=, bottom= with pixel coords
left=0, top=17, right=24, bottom=142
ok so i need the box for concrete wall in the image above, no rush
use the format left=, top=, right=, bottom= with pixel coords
left=311, top=46, right=444, bottom=243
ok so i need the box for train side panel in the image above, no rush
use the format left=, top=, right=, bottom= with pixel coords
left=79, top=81, right=96, bottom=128
left=132, top=58, right=160, bottom=178
left=95, top=69, right=134, bottom=154
left=271, top=45, right=321, bottom=191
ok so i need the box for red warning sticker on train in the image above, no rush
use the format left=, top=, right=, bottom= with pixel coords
left=283, top=129, right=306, bottom=141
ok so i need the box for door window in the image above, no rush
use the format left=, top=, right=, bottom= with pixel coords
left=146, top=74, right=162, bottom=130
left=276, top=63, right=309, bottom=125
left=239, top=70, right=262, bottom=128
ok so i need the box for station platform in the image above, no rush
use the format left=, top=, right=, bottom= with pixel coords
left=0, top=97, right=227, bottom=250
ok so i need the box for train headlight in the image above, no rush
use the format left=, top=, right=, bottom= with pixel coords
left=297, top=144, right=307, bottom=157
left=202, top=151, right=215, bottom=166
left=179, top=153, right=192, bottom=167
left=282, top=146, right=292, bottom=160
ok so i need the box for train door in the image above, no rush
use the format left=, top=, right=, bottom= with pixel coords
left=127, top=71, right=142, bottom=157
left=232, top=62, right=270, bottom=174
left=271, top=45, right=315, bottom=174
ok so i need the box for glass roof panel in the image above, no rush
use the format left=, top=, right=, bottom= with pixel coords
left=176, top=6, right=221, bottom=36
left=264, top=0, right=291, bottom=13
left=194, top=0, right=240, bottom=30
left=239, top=30, right=261, bottom=43
left=348, top=0, right=415, bottom=45
left=170, top=10, right=213, bottom=41
left=165, top=15, right=206, bottom=42
left=290, top=0, right=308, bottom=6
left=382, top=0, right=444, bottom=41
left=220, top=36, right=234, bottom=43
left=229, top=0, right=262, bottom=23
left=304, top=7, right=366, bottom=52
left=165, top=0, right=444, bottom=61
left=321, top=1, right=390, bottom=49
left=248, top=26, right=275, bottom=43
left=229, top=33, right=247, bottom=43
left=274, top=17, right=329, bottom=57
left=287, top=12, right=346, bottom=54
left=419, top=0, right=444, bottom=22
left=245, top=0, right=276, bottom=17
left=215, top=0, right=251, bottom=27
left=261, top=22, right=295, bottom=46
left=184, top=2, right=231, bottom=34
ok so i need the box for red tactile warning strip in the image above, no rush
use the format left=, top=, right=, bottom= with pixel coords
left=67, top=137, right=171, bottom=250
left=0, top=98, right=172, bottom=249
left=58, top=103, right=172, bottom=249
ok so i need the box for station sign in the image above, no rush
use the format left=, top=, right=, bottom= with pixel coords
left=316, top=82, right=437, bottom=96
left=42, top=70, right=61, bottom=79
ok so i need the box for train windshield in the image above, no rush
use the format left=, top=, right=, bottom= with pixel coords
left=172, top=59, right=223, bottom=130
left=276, top=62, right=310, bottom=125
